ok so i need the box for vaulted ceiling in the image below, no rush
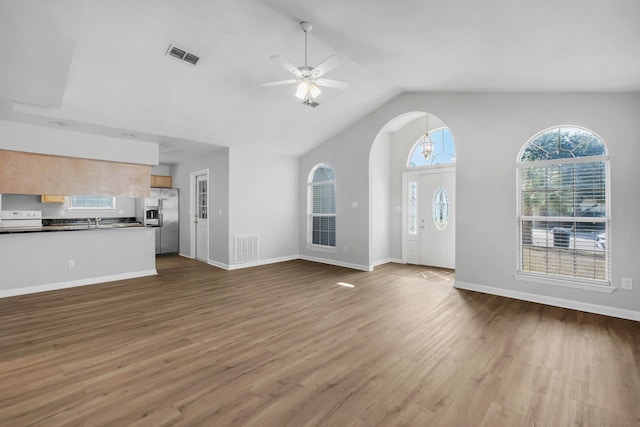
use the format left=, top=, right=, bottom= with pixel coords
left=1, top=0, right=638, bottom=163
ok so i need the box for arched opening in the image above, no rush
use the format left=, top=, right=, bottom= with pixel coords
left=369, top=111, right=456, bottom=270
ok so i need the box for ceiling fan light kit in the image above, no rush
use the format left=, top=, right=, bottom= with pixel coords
left=263, top=21, right=350, bottom=105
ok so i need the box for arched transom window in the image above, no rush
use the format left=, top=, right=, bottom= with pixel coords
left=408, top=127, right=456, bottom=167
left=517, top=126, right=609, bottom=286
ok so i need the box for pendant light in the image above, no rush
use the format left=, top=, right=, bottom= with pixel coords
left=421, top=113, right=434, bottom=159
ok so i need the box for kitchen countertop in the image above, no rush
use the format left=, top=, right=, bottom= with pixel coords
left=0, top=217, right=146, bottom=234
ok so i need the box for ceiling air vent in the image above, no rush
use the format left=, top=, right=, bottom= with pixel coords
left=166, top=44, right=200, bottom=66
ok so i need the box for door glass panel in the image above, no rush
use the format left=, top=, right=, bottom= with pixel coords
left=408, top=181, right=418, bottom=235
left=432, top=187, right=449, bottom=230
left=197, top=178, right=207, bottom=219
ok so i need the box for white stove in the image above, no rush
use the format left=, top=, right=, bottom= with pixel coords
left=0, top=210, right=43, bottom=231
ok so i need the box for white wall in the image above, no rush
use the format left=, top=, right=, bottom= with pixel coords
left=0, top=120, right=158, bottom=165
left=0, top=227, right=155, bottom=296
left=300, top=91, right=640, bottom=318
left=369, top=131, right=392, bottom=265
left=299, top=123, right=372, bottom=270
left=228, top=147, right=298, bottom=267
left=172, top=148, right=229, bottom=266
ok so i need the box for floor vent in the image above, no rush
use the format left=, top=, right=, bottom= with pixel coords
left=166, top=44, right=200, bottom=65
left=235, top=235, right=259, bottom=264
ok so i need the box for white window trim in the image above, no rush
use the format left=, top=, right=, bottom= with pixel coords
left=516, top=127, right=611, bottom=290
left=67, top=196, right=117, bottom=211
left=513, top=272, right=614, bottom=293
left=307, top=164, right=337, bottom=251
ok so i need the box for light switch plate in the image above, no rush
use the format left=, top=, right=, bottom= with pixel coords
left=621, top=277, right=633, bottom=290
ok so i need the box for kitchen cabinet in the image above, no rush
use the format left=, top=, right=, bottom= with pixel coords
left=41, top=194, right=66, bottom=203
left=151, top=175, right=172, bottom=188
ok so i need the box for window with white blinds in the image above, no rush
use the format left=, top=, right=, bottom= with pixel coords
left=517, top=126, right=610, bottom=286
left=308, top=164, right=336, bottom=250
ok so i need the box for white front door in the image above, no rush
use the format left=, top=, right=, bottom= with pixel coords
left=195, top=174, right=208, bottom=262
left=419, top=170, right=455, bottom=269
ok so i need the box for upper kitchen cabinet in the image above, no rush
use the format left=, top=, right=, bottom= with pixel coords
left=41, top=195, right=66, bottom=203
left=0, top=149, right=151, bottom=198
left=151, top=175, right=172, bottom=188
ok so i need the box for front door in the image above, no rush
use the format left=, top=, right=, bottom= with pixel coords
left=195, top=174, right=208, bottom=262
left=419, top=169, right=455, bottom=269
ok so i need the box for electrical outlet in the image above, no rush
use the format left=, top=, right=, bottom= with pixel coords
left=68, top=260, right=75, bottom=268
left=621, top=277, right=633, bottom=290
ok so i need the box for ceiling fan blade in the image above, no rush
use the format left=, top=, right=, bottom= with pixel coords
left=262, top=79, right=299, bottom=87
left=271, top=55, right=302, bottom=77
left=311, top=55, right=341, bottom=78
left=315, top=78, right=350, bottom=90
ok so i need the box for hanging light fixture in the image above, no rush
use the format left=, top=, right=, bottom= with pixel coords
left=421, top=113, right=434, bottom=159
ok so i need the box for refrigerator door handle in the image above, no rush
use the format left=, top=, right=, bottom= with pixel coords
left=158, top=199, right=164, bottom=227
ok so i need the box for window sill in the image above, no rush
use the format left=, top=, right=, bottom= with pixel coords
left=514, top=272, right=614, bottom=293
left=306, top=244, right=337, bottom=254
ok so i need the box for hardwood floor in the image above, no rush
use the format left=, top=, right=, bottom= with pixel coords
left=1, top=256, right=639, bottom=426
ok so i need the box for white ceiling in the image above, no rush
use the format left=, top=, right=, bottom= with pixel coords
left=0, top=0, right=638, bottom=163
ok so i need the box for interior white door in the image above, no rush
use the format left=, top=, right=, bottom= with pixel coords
left=419, top=170, right=455, bottom=269
left=195, top=174, right=208, bottom=261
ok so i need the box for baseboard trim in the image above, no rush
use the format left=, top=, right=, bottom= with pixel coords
left=371, top=258, right=403, bottom=268
left=0, top=270, right=158, bottom=299
left=299, top=255, right=372, bottom=272
left=454, top=280, right=640, bottom=322
left=208, top=260, right=229, bottom=270
left=207, top=255, right=300, bottom=271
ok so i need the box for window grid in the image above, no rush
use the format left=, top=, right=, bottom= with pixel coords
left=517, top=127, right=609, bottom=286
left=308, top=164, right=336, bottom=249
left=69, top=196, right=116, bottom=210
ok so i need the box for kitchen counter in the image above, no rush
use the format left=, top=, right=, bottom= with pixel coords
left=42, top=223, right=145, bottom=232
left=0, top=223, right=145, bottom=233
left=0, top=223, right=156, bottom=297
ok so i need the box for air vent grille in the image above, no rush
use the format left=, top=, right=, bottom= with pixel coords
left=166, top=44, right=200, bottom=66
left=235, top=235, right=259, bottom=264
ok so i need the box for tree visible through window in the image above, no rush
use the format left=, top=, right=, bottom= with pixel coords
left=518, top=126, right=609, bottom=284
left=308, top=164, right=336, bottom=249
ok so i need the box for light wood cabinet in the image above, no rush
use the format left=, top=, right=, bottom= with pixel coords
left=151, top=175, right=172, bottom=188
left=41, top=194, right=66, bottom=204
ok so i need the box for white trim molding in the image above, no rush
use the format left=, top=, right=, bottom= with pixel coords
left=454, top=280, right=640, bottom=322
left=372, top=258, right=403, bottom=268
left=300, top=255, right=372, bottom=272
left=0, top=270, right=158, bottom=299
left=209, top=255, right=300, bottom=271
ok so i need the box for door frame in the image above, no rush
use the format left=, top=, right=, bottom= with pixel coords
left=189, top=168, right=210, bottom=260
left=401, top=165, right=456, bottom=265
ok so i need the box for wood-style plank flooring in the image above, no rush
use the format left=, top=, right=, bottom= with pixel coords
left=1, top=256, right=639, bottom=426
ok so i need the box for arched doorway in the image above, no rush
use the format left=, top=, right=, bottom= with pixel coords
left=368, top=111, right=456, bottom=270
left=402, top=115, right=456, bottom=269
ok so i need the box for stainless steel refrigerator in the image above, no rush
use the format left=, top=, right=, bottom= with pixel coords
left=137, top=188, right=179, bottom=254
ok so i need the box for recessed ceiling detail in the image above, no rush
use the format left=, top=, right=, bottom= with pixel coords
left=166, top=44, right=200, bottom=66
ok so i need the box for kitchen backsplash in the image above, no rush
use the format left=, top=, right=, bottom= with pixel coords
left=1, top=194, right=137, bottom=219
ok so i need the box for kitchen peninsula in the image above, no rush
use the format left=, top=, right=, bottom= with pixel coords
left=0, top=218, right=155, bottom=298
left=0, top=126, right=160, bottom=298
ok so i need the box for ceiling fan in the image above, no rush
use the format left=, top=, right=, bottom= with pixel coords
left=263, top=21, right=350, bottom=102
